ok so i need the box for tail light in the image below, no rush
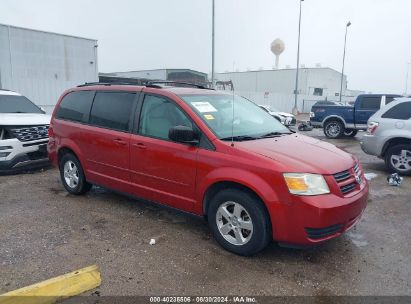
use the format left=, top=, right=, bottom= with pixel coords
left=367, top=121, right=379, bottom=135
left=48, top=125, right=54, bottom=138
left=310, top=111, right=315, bottom=118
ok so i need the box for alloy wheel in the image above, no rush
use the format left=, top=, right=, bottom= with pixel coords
left=326, top=122, right=340, bottom=137
left=390, top=149, right=411, bottom=172
left=216, top=201, right=253, bottom=246
left=63, top=160, right=79, bottom=189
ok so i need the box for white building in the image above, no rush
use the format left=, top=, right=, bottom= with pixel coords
left=216, top=67, right=363, bottom=113
left=0, top=24, right=98, bottom=113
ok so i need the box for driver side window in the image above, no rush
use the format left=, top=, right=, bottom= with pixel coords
left=139, top=95, right=192, bottom=140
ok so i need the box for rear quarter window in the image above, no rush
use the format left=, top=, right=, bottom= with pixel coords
left=360, top=97, right=381, bottom=110
left=381, top=102, right=411, bottom=120
left=55, top=91, right=95, bottom=123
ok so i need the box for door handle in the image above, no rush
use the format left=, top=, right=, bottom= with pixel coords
left=132, top=143, right=147, bottom=149
left=113, top=138, right=127, bottom=146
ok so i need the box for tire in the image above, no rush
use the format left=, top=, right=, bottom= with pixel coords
left=384, top=144, right=411, bottom=176
left=323, top=120, right=344, bottom=139
left=59, top=153, right=92, bottom=195
left=207, top=188, right=271, bottom=256
left=343, top=129, right=358, bottom=137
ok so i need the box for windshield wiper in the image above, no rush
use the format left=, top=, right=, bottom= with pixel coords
left=220, top=135, right=259, bottom=142
left=258, top=132, right=291, bottom=138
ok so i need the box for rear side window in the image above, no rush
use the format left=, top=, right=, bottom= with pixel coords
left=385, top=96, right=397, bottom=104
left=56, top=91, right=94, bottom=123
left=360, top=97, right=381, bottom=110
left=382, top=102, right=411, bottom=120
left=89, top=92, right=136, bottom=132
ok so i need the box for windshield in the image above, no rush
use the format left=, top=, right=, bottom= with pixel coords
left=0, top=95, right=43, bottom=114
left=181, top=94, right=290, bottom=140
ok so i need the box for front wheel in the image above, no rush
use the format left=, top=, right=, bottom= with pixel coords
left=59, top=153, right=92, bottom=195
left=323, top=120, right=344, bottom=139
left=207, top=189, right=271, bottom=256
left=344, top=129, right=358, bottom=137
left=384, top=144, right=411, bottom=176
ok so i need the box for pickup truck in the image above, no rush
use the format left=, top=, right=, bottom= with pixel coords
left=310, top=94, right=401, bottom=138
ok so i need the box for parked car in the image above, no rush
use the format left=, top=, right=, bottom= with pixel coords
left=310, top=94, right=401, bottom=138
left=0, top=89, right=50, bottom=174
left=361, top=98, right=411, bottom=175
left=48, top=83, right=368, bottom=256
left=258, top=105, right=296, bottom=126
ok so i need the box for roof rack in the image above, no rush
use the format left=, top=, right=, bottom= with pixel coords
left=76, top=81, right=213, bottom=90
left=145, top=81, right=212, bottom=90
left=77, top=82, right=142, bottom=87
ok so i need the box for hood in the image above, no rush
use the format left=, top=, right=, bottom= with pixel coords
left=0, top=113, right=51, bottom=126
left=235, top=134, right=355, bottom=175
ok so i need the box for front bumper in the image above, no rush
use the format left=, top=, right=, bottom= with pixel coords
left=0, top=138, right=49, bottom=174
left=271, top=178, right=369, bottom=246
left=309, top=120, right=322, bottom=127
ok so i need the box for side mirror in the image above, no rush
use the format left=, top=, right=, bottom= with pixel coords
left=40, top=107, right=46, bottom=114
left=168, top=126, right=198, bottom=145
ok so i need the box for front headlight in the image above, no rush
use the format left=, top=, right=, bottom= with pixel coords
left=283, top=173, right=330, bottom=196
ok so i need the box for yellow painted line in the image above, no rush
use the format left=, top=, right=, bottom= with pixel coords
left=0, top=265, right=101, bottom=304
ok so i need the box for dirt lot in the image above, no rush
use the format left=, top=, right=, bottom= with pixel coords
left=0, top=129, right=410, bottom=296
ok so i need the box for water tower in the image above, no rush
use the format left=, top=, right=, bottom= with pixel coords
left=270, top=39, right=285, bottom=69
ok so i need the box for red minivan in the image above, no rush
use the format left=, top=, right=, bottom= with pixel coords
left=48, top=83, right=368, bottom=256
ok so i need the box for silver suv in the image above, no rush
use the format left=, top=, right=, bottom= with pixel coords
left=361, top=98, right=411, bottom=175
left=0, top=89, right=51, bottom=174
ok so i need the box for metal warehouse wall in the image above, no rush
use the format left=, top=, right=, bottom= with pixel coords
left=216, top=68, right=348, bottom=97
left=0, top=24, right=98, bottom=113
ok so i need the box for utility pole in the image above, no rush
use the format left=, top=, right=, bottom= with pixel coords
left=211, top=0, right=215, bottom=88
left=339, top=21, right=351, bottom=104
left=405, top=63, right=410, bottom=95
left=293, top=0, right=304, bottom=115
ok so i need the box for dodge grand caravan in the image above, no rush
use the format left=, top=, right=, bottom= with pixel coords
left=48, top=83, right=369, bottom=256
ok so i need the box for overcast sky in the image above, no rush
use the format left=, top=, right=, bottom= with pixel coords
left=1, top=0, right=411, bottom=93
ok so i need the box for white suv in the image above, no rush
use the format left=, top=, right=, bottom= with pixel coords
left=0, top=89, right=51, bottom=173
left=361, top=97, right=411, bottom=175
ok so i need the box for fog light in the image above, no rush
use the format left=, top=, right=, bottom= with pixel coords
left=0, top=146, right=12, bottom=151
left=0, top=152, right=11, bottom=157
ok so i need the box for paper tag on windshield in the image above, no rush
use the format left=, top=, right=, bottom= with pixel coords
left=191, top=101, right=217, bottom=113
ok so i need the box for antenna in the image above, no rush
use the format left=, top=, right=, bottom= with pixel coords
left=231, top=85, right=235, bottom=147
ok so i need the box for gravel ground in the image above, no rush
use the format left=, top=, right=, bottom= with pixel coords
left=0, top=129, right=410, bottom=296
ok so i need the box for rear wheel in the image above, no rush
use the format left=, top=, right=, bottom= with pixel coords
left=343, top=129, right=358, bottom=137
left=207, top=188, right=271, bottom=256
left=59, top=153, right=92, bottom=195
left=384, top=144, right=411, bottom=176
left=324, top=120, right=344, bottom=138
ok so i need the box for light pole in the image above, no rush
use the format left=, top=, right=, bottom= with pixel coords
left=404, top=63, right=410, bottom=95
left=211, top=0, right=215, bottom=88
left=293, top=0, right=304, bottom=115
left=339, top=21, right=351, bottom=104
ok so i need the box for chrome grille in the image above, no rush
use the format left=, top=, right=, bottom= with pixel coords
left=340, top=183, right=356, bottom=194
left=333, top=170, right=350, bottom=182
left=10, top=125, right=49, bottom=142
left=333, top=162, right=361, bottom=195
left=354, top=163, right=360, bottom=175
